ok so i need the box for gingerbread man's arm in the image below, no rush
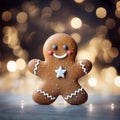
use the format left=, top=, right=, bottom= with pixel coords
left=28, top=59, right=43, bottom=76
left=78, top=59, right=92, bottom=77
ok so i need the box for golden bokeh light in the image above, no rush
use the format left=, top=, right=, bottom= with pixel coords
left=103, top=67, right=117, bottom=84
left=96, top=25, right=108, bottom=36
left=16, top=58, right=26, bottom=70
left=74, top=0, right=84, bottom=4
left=50, top=0, right=61, bottom=11
left=96, top=7, right=107, bottom=18
left=52, top=23, right=65, bottom=32
left=13, top=46, right=28, bottom=59
left=41, top=7, right=52, bottom=18
left=115, top=1, right=120, bottom=18
left=7, top=61, right=17, bottom=72
left=2, top=26, right=20, bottom=48
left=105, top=18, right=116, bottom=29
left=109, top=47, right=119, bottom=58
left=22, top=2, right=40, bottom=17
left=88, top=77, right=97, bottom=87
left=70, top=17, right=82, bottom=29
left=2, top=26, right=12, bottom=35
left=115, top=9, right=120, bottom=18
left=77, top=48, right=96, bottom=63
left=1, top=0, right=120, bottom=95
left=102, top=39, right=112, bottom=50
left=114, top=76, right=120, bottom=87
left=116, top=1, right=120, bottom=9
left=3, top=36, right=11, bottom=44
left=71, top=33, right=81, bottom=43
left=2, top=11, right=12, bottom=22
left=16, top=12, right=28, bottom=23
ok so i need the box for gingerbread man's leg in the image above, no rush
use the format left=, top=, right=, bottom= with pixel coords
left=61, top=85, right=88, bottom=105
left=32, top=88, right=59, bottom=105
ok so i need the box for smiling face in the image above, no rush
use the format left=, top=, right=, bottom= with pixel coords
left=43, top=33, right=77, bottom=62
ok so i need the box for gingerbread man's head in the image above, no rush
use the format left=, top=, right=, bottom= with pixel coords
left=43, top=33, right=77, bottom=62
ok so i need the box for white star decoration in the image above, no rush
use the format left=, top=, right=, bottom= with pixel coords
left=55, top=66, right=67, bottom=78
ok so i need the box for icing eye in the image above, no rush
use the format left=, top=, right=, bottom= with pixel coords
left=52, top=45, right=58, bottom=50
left=63, top=44, right=68, bottom=50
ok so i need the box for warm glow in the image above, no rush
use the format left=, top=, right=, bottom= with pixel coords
left=21, top=100, right=24, bottom=109
left=111, top=103, right=115, bottom=110
left=71, top=17, right=82, bottom=29
left=96, top=25, right=108, bottom=36
left=96, top=7, right=107, bottom=18
left=2, top=26, right=12, bottom=36
left=2, top=11, right=12, bottom=22
left=109, top=47, right=119, bottom=58
left=53, top=23, right=65, bottom=32
left=89, top=104, right=93, bottom=112
left=116, top=1, right=120, bottom=9
left=88, top=77, right=97, bottom=87
left=71, top=33, right=81, bottom=43
left=115, top=9, right=120, bottom=18
left=42, top=7, right=52, bottom=17
left=74, top=0, right=84, bottom=4
left=105, top=18, right=116, bottom=29
left=114, top=76, right=120, bottom=87
left=102, top=39, right=112, bottom=50
left=16, top=12, right=28, bottom=23
left=7, top=60, right=17, bottom=72
left=16, top=58, right=26, bottom=70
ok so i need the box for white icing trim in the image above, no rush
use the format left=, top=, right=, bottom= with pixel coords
left=80, top=61, right=88, bottom=74
left=53, top=53, right=67, bottom=59
left=64, top=88, right=83, bottom=100
left=36, top=88, right=56, bottom=100
left=33, top=60, right=40, bottom=75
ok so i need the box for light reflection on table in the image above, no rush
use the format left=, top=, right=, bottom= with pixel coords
left=0, top=92, right=120, bottom=120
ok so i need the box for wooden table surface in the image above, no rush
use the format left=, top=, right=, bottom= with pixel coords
left=0, top=92, right=120, bottom=120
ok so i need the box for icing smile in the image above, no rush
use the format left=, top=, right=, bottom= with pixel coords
left=53, top=53, right=67, bottom=59
left=48, top=50, right=73, bottom=59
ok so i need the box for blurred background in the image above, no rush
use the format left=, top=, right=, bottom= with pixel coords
left=0, top=0, right=120, bottom=95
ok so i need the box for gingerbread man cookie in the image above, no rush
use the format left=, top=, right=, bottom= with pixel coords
left=28, top=33, right=92, bottom=105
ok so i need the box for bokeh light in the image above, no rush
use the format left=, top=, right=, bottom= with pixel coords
left=96, top=7, right=107, bottom=18
left=0, top=0, right=120, bottom=95
left=88, top=77, right=97, bottom=87
left=71, top=33, right=81, bottom=43
left=74, top=0, right=84, bottom=4
left=105, top=18, right=116, bottom=29
left=70, top=17, right=82, bottom=29
left=16, top=12, right=28, bottom=23
left=52, top=22, right=65, bottom=32
left=7, top=61, right=17, bottom=72
left=2, top=11, right=12, bottom=22
left=114, top=76, right=120, bottom=87
left=16, top=58, right=26, bottom=70
left=41, top=7, right=52, bottom=18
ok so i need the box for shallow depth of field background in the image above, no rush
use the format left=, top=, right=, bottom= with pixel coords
left=0, top=0, right=120, bottom=95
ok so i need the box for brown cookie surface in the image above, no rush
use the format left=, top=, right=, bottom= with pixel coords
left=28, top=33, right=92, bottom=105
